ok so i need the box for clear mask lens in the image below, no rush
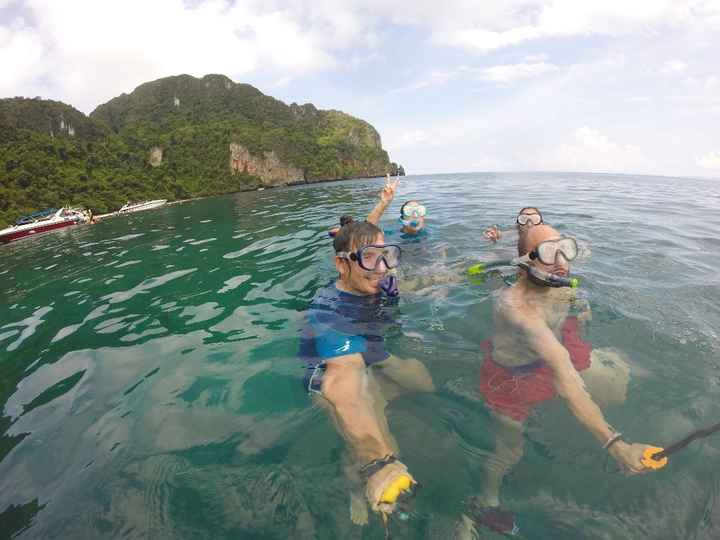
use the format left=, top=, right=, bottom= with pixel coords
left=359, top=245, right=401, bottom=270
left=403, top=204, right=426, bottom=218
left=517, top=213, right=542, bottom=226
left=536, top=238, right=578, bottom=264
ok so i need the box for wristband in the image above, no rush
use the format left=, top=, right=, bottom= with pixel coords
left=602, top=433, right=623, bottom=450
left=360, top=454, right=397, bottom=478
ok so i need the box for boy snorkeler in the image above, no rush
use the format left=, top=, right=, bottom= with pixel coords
left=300, top=220, right=434, bottom=526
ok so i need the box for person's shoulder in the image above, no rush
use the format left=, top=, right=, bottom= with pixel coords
left=495, top=287, right=529, bottom=323
left=310, top=281, right=341, bottom=306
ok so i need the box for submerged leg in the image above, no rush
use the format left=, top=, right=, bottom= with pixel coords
left=477, top=411, right=525, bottom=507
left=372, top=355, right=435, bottom=400
left=580, top=347, right=631, bottom=409
left=457, top=412, right=524, bottom=539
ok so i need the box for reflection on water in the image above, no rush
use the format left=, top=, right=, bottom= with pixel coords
left=1, top=173, right=720, bottom=539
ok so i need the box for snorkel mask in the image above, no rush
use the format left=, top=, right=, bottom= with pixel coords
left=336, top=244, right=402, bottom=297
left=467, top=236, right=580, bottom=288
left=400, top=202, right=426, bottom=229
left=515, top=236, right=579, bottom=288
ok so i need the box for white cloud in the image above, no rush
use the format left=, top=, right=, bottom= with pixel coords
left=697, top=151, right=720, bottom=170
left=392, top=68, right=468, bottom=92
left=430, top=0, right=713, bottom=53
left=1, top=0, right=359, bottom=111
left=392, top=129, right=432, bottom=149
left=479, top=62, right=559, bottom=83
left=0, top=22, right=47, bottom=96
left=539, top=127, right=653, bottom=173
left=660, top=60, right=687, bottom=74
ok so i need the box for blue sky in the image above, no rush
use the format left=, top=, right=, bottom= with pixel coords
left=1, top=0, right=719, bottom=177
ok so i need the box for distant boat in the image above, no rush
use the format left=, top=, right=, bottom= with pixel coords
left=118, top=199, right=167, bottom=214
left=0, top=207, right=89, bottom=244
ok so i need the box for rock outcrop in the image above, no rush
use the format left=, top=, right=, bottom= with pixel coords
left=229, top=143, right=304, bottom=185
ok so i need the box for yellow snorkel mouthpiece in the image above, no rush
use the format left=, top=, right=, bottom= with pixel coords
left=379, top=474, right=413, bottom=504
left=640, top=446, right=668, bottom=470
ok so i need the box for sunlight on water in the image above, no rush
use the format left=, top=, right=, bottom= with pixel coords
left=1, top=173, right=720, bottom=539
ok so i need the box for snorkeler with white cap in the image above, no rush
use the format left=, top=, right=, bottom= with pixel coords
left=458, top=224, right=660, bottom=537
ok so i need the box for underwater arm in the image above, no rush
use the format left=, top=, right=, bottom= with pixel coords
left=519, top=314, right=655, bottom=472
left=320, top=354, right=395, bottom=464
left=523, top=318, right=615, bottom=443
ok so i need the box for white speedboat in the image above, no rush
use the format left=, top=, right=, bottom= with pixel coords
left=118, top=199, right=167, bottom=214
left=0, top=207, right=89, bottom=244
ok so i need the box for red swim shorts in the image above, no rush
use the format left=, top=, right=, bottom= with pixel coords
left=479, top=316, right=591, bottom=422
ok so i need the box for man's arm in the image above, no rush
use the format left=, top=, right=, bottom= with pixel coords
left=507, top=308, right=655, bottom=473
left=521, top=315, right=614, bottom=443
left=320, top=354, right=395, bottom=464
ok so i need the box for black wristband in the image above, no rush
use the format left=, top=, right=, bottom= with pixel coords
left=359, top=454, right=397, bottom=478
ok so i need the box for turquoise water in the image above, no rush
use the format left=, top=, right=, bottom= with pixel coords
left=1, top=173, right=720, bottom=539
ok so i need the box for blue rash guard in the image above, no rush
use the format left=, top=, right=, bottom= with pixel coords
left=383, top=227, right=428, bottom=242
left=299, top=282, right=395, bottom=394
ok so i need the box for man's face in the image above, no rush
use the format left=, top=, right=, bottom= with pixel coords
left=337, top=233, right=388, bottom=295
left=517, top=208, right=542, bottom=232
left=532, top=235, right=571, bottom=277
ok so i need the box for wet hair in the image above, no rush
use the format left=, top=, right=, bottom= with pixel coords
left=333, top=221, right=383, bottom=253
left=339, top=215, right=354, bottom=227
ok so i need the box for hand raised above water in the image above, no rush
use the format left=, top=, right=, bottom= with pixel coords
left=379, top=174, right=399, bottom=204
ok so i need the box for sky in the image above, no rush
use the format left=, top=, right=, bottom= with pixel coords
left=1, top=0, right=719, bottom=177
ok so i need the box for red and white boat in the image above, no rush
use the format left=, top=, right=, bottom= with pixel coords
left=0, top=207, right=89, bottom=244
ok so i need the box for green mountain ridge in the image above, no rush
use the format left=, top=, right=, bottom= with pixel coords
left=0, top=74, right=404, bottom=226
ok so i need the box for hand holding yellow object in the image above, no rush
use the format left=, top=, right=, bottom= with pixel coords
left=640, top=446, right=668, bottom=470
left=365, top=460, right=417, bottom=514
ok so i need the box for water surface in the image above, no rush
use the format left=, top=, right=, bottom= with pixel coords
left=2, top=173, right=720, bottom=539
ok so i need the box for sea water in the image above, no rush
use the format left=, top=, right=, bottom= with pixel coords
left=1, top=172, right=719, bottom=539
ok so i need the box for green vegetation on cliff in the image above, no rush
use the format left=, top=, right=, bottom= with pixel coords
left=0, top=74, right=403, bottom=226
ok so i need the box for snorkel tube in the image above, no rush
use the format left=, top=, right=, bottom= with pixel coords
left=516, top=261, right=579, bottom=288
left=379, top=274, right=399, bottom=297
left=468, top=259, right=580, bottom=288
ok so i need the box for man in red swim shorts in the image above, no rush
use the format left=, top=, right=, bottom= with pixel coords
left=461, top=224, right=660, bottom=537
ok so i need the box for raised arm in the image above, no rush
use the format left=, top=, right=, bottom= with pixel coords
left=514, top=310, right=656, bottom=473
left=366, top=174, right=399, bottom=225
